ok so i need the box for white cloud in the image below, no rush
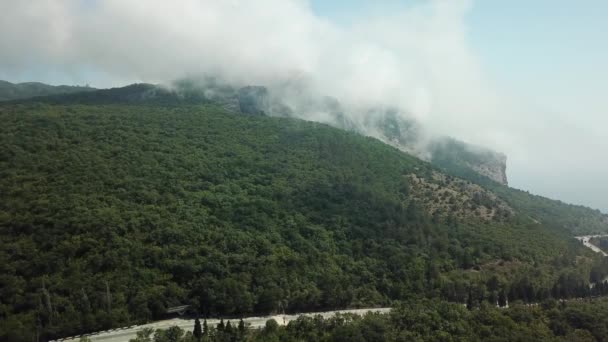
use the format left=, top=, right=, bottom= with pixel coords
left=0, top=1, right=482, bottom=123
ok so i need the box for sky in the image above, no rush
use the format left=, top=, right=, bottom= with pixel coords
left=0, top=0, right=606, bottom=212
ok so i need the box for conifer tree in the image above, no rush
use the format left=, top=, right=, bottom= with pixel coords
left=193, top=317, right=202, bottom=342
left=203, top=319, right=208, bottom=336
left=498, top=289, right=507, bottom=307
left=225, top=321, right=233, bottom=336
left=466, top=288, right=474, bottom=310
left=238, top=319, right=245, bottom=335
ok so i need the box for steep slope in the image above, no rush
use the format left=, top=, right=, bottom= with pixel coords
left=0, top=80, right=95, bottom=101
left=0, top=101, right=607, bottom=341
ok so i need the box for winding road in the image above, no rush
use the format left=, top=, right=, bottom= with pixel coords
left=54, top=308, right=392, bottom=342
left=575, top=235, right=608, bottom=256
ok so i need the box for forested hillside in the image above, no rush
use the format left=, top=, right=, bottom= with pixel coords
left=1, top=102, right=607, bottom=341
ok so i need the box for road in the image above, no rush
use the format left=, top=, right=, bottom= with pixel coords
left=575, top=235, right=608, bottom=256
left=54, top=308, right=392, bottom=342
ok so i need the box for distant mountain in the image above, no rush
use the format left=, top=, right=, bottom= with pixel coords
left=0, top=80, right=95, bottom=101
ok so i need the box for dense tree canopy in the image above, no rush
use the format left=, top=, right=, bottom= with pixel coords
left=0, top=103, right=607, bottom=341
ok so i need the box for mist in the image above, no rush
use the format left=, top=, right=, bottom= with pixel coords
left=0, top=1, right=488, bottom=132
left=1, top=0, right=606, bottom=212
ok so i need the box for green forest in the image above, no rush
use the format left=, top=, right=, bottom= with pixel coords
left=1, top=102, right=608, bottom=341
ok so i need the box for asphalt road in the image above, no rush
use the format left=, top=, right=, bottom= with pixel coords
left=54, top=308, right=392, bottom=342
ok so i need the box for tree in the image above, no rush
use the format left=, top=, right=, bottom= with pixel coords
left=225, top=321, right=233, bottom=333
left=264, top=319, right=279, bottom=334
left=153, top=326, right=184, bottom=342
left=105, top=281, right=112, bottom=313
left=466, top=288, right=474, bottom=310
left=498, top=290, right=507, bottom=307
left=193, top=317, right=202, bottom=342
left=238, top=319, right=245, bottom=335
left=129, top=327, right=154, bottom=342
left=225, top=321, right=234, bottom=341
left=203, top=319, right=208, bottom=337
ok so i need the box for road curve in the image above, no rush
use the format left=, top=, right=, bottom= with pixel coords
left=575, top=235, right=608, bottom=256
left=54, top=307, right=392, bottom=342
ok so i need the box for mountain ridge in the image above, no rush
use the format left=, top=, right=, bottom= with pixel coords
left=0, top=80, right=509, bottom=185
left=0, top=80, right=95, bottom=101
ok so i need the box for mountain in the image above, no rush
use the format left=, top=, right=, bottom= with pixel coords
left=0, top=80, right=95, bottom=101
left=6, top=80, right=509, bottom=185
left=1, top=93, right=608, bottom=340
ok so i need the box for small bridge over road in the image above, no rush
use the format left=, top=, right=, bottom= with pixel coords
left=165, top=305, right=191, bottom=316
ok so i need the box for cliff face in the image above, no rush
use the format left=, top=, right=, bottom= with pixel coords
left=469, top=153, right=508, bottom=185
left=427, top=138, right=509, bottom=185
left=359, top=111, right=509, bottom=185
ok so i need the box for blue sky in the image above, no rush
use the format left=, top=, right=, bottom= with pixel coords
left=311, top=0, right=608, bottom=106
left=468, top=1, right=608, bottom=108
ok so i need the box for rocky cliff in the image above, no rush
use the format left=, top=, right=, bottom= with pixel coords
left=469, top=153, right=508, bottom=185
left=427, top=138, right=508, bottom=185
